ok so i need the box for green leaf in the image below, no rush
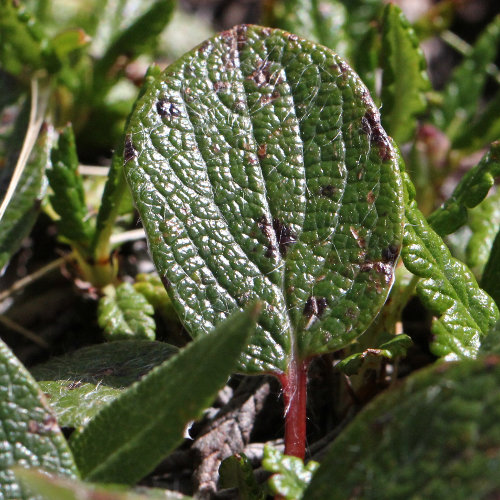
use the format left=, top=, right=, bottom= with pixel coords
left=428, top=141, right=500, bottom=236
left=263, top=445, right=318, bottom=500
left=380, top=4, right=429, bottom=144
left=69, top=303, right=260, bottom=484
left=47, top=124, right=93, bottom=246
left=304, top=357, right=500, bottom=500
left=92, top=0, right=176, bottom=98
left=465, top=191, right=500, bottom=278
left=0, top=339, right=77, bottom=499
left=0, top=0, right=59, bottom=76
left=14, top=467, right=192, bottom=500
left=264, top=0, right=349, bottom=56
left=481, top=228, right=500, bottom=309
left=403, top=196, right=499, bottom=359
left=31, top=340, right=177, bottom=428
left=437, top=14, right=500, bottom=135
left=124, top=25, right=405, bottom=374
left=219, top=453, right=265, bottom=500
left=98, top=282, right=156, bottom=341
left=0, top=112, right=49, bottom=271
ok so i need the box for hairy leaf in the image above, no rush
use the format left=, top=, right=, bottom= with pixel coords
left=47, top=125, right=93, bottom=245
left=466, top=191, right=500, bottom=278
left=437, top=14, right=500, bottom=135
left=0, top=339, right=77, bottom=499
left=70, top=304, right=260, bottom=484
left=265, top=0, right=348, bottom=56
left=403, top=196, right=499, bottom=359
left=14, top=467, right=191, bottom=500
left=124, top=25, right=404, bottom=374
left=481, top=228, right=500, bottom=309
left=31, top=340, right=177, bottom=428
left=428, top=141, right=500, bottom=236
left=98, top=282, right=156, bottom=341
left=304, top=357, right=500, bottom=499
left=380, top=4, right=429, bottom=144
left=263, top=445, right=318, bottom=500
left=0, top=111, right=49, bottom=271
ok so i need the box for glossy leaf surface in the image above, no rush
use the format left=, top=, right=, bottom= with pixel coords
left=381, top=4, right=429, bottom=144
left=14, top=467, right=191, bottom=500
left=403, top=191, right=499, bottom=359
left=124, top=25, right=404, bottom=373
left=31, top=340, right=178, bottom=428
left=304, top=357, right=500, bottom=499
left=98, top=283, right=156, bottom=341
left=0, top=340, right=77, bottom=499
left=428, top=141, right=500, bottom=236
left=70, top=304, right=259, bottom=484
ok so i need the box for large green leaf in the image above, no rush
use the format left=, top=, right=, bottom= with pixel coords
left=14, top=467, right=192, bottom=500
left=403, top=193, right=499, bottom=359
left=304, top=357, right=500, bottom=499
left=0, top=339, right=77, bottom=499
left=124, top=25, right=404, bottom=374
left=428, top=141, right=500, bottom=236
left=69, top=304, right=259, bottom=484
left=31, top=340, right=178, bottom=429
left=380, top=4, right=429, bottom=144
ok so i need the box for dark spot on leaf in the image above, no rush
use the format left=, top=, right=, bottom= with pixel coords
left=124, top=134, right=136, bottom=164
left=360, top=261, right=393, bottom=285
left=67, top=381, right=83, bottom=390
left=303, top=296, right=328, bottom=318
left=366, top=190, right=375, bottom=204
left=381, top=244, right=400, bottom=265
left=319, top=185, right=337, bottom=197
left=249, top=60, right=273, bottom=88
left=273, top=218, right=296, bottom=256
left=198, top=40, right=210, bottom=54
left=156, top=99, right=181, bottom=118
left=161, top=275, right=172, bottom=290
left=257, top=144, right=267, bottom=158
left=361, top=111, right=392, bottom=161
left=28, top=415, right=58, bottom=435
left=213, top=81, right=229, bottom=92
left=288, top=33, right=299, bottom=41
left=350, top=226, right=366, bottom=248
left=257, top=215, right=276, bottom=258
left=235, top=24, right=248, bottom=48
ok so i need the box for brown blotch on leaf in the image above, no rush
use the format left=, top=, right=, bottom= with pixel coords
left=303, top=296, right=328, bottom=318
left=235, top=24, right=248, bottom=48
left=28, top=415, right=58, bottom=435
left=366, top=190, right=375, bottom=204
left=350, top=226, right=366, bottom=249
left=156, top=99, right=181, bottom=118
left=273, top=218, right=296, bottom=256
left=249, top=60, right=273, bottom=88
left=257, top=144, right=267, bottom=159
left=213, top=81, right=229, bottom=93
left=381, top=244, right=400, bottom=265
left=360, top=261, right=394, bottom=285
left=320, top=185, right=337, bottom=198
left=361, top=110, right=392, bottom=161
left=257, top=215, right=276, bottom=258
left=124, top=134, right=136, bottom=164
left=161, top=275, right=172, bottom=290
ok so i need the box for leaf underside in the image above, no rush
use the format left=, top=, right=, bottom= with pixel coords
left=125, top=24, right=404, bottom=373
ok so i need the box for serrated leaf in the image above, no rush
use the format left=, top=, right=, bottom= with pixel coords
left=0, top=110, right=49, bottom=271
left=263, top=445, right=318, bottom=500
left=437, top=14, right=500, bottom=135
left=0, top=339, right=77, bottom=499
left=264, top=0, right=349, bottom=56
left=428, top=141, right=500, bottom=236
left=47, top=124, right=93, bottom=245
left=219, top=453, right=265, bottom=500
left=70, top=303, right=260, bottom=484
left=381, top=4, right=429, bottom=144
left=14, top=467, right=192, bottom=500
left=481, top=228, right=500, bottom=309
left=98, top=283, right=156, bottom=341
left=31, top=340, right=177, bottom=428
left=403, top=196, right=499, bottom=360
left=304, top=357, right=500, bottom=500
left=465, top=191, right=500, bottom=278
left=124, top=25, right=404, bottom=374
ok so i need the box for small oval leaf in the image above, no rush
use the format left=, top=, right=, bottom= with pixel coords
left=124, top=25, right=404, bottom=373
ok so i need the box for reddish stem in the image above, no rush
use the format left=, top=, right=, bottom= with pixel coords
left=277, top=357, right=310, bottom=460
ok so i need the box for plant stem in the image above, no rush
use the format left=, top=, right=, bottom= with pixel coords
left=278, top=357, right=310, bottom=459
